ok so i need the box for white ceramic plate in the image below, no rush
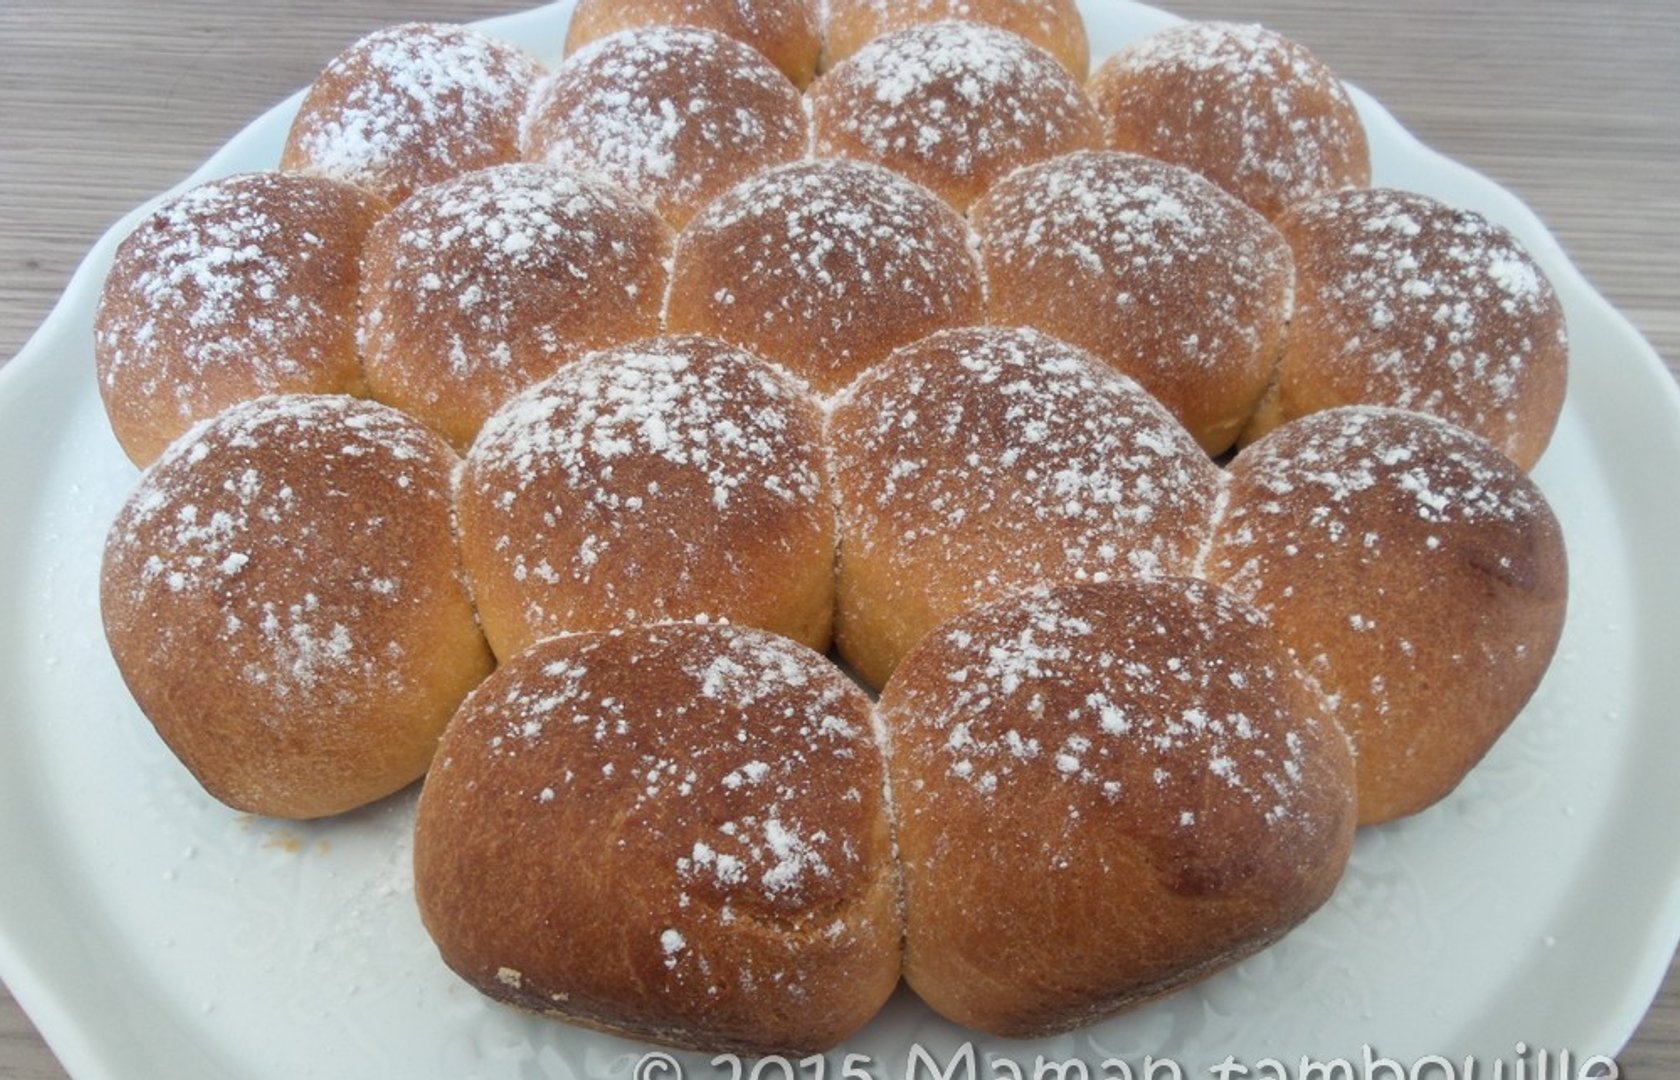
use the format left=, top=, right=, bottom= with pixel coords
left=4, top=3, right=1679, bottom=1078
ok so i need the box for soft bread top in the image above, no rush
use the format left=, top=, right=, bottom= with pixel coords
left=880, top=577, right=1357, bottom=1037
left=1208, top=406, right=1568, bottom=823
left=666, top=158, right=984, bottom=395
left=359, top=162, right=671, bottom=449
left=972, top=150, right=1294, bottom=454
left=1246, top=187, right=1569, bottom=469
left=414, top=623, right=900, bottom=1054
left=525, top=26, right=808, bottom=228
left=282, top=22, right=544, bottom=204
left=455, top=334, right=835, bottom=659
left=823, top=0, right=1089, bottom=79
left=94, top=172, right=385, bottom=466
left=1089, top=21, right=1370, bottom=220
left=829, top=325, right=1222, bottom=687
left=100, top=394, right=492, bottom=819
left=809, top=20, right=1100, bottom=211
left=565, top=0, right=823, bottom=89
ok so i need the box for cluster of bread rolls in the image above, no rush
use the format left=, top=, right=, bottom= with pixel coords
left=93, top=0, right=1571, bottom=1056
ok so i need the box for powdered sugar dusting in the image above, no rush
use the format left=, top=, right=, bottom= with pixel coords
left=666, top=158, right=984, bottom=393
left=1210, top=405, right=1553, bottom=724
left=885, top=580, right=1337, bottom=843
left=423, top=622, right=895, bottom=1008
left=360, top=162, right=669, bottom=446
left=566, top=0, right=823, bottom=86
left=1091, top=21, right=1368, bottom=219
left=471, top=624, right=879, bottom=914
left=458, top=335, right=829, bottom=644
left=824, top=0, right=1085, bottom=75
left=95, top=173, right=377, bottom=431
left=105, top=395, right=460, bottom=713
left=1217, top=406, right=1546, bottom=572
left=524, top=26, right=806, bottom=227
left=830, top=326, right=1221, bottom=617
left=1278, top=187, right=1567, bottom=458
left=284, top=23, right=544, bottom=204
left=972, top=150, right=1292, bottom=448
left=1206, top=406, right=1563, bottom=815
left=809, top=20, right=1097, bottom=208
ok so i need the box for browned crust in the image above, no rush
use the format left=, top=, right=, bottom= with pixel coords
left=971, top=150, right=1294, bottom=454
left=566, top=0, right=823, bottom=89
left=827, top=326, right=1222, bottom=688
left=1088, top=21, right=1370, bottom=221
left=454, top=335, right=835, bottom=660
left=666, top=160, right=983, bottom=395
left=1246, top=188, right=1569, bottom=470
left=526, top=27, right=809, bottom=229
left=878, top=578, right=1357, bottom=1037
left=99, top=395, right=493, bottom=820
left=821, top=0, right=1089, bottom=79
left=808, top=21, right=1100, bottom=211
left=359, top=163, right=672, bottom=450
left=1207, top=406, right=1569, bottom=824
left=281, top=23, right=544, bottom=206
left=94, top=171, right=387, bottom=467
left=413, top=624, right=901, bottom=1054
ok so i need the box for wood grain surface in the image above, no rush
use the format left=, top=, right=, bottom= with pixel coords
left=1, top=2, right=1676, bottom=1077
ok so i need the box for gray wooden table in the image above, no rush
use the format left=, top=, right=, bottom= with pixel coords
left=2, top=2, right=1676, bottom=1077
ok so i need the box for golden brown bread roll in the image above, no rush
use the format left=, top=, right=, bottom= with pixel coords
left=565, top=0, right=823, bottom=89
left=1205, top=406, right=1568, bottom=824
left=971, top=150, right=1294, bottom=454
left=359, top=163, right=672, bottom=450
left=414, top=623, right=900, bottom=1054
left=1241, top=188, right=1569, bottom=470
left=827, top=325, right=1222, bottom=688
left=99, top=394, right=494, bottom=820
left=822, top=0, right=1089, bottom=79
left=666, top=159, right=984, bottom=394
left=455, top=335, right=834, bottom=661
left=94, top=171, right=386, bottom=467
left=1089, top=22, right=1370, bottom=221
left=282, top=23, right=544, bottom=205
left=808, top=20, right=1099, bottom=211
left=525, top=27, right=808, bottom=228
left=879, top=577, right=1357, bottom=1037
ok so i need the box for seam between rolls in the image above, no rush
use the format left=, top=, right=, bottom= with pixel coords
left=1189, top=473, right=1232, bottom=585
left=865, top=698, right=908, bottom=941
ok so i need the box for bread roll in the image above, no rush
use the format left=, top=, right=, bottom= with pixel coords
left=1242, top=188, right=1569, bottom=470
left=565, top=0, right=822, bottom=89
left=359, top=163, right=671, bottom=450
left=879, top=577, right=1357, bottom=1037
left=94, top=172, right=385, bottom=466
left=971, top=150, right=1294, bottom=454
left=455, top=335, right=834, bottom=661
left=828, top=325, right=1222, bottom=688
left=809, top=21, right=1099, bottom=211
left=414, top=623, right=899, bottom=1053
left=525, top=27, right=808, bottom=228
left=1089, top=22, right=1369, bottom=221
left=99, top=395, right=493, bottom=820
left=1206, top=407, right=1568, bottom=824
left=282, top=23, right=544, bottom=205
left=666, top=159, right=983, bottom=394
left=822, top=0, right=1088, bottom=78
